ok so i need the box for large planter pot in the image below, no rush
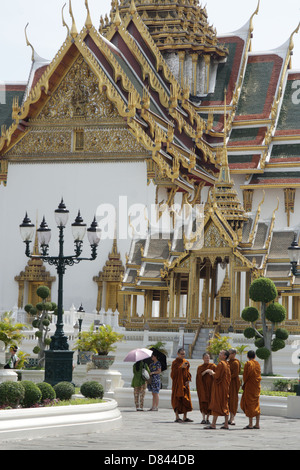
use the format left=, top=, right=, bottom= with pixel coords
left=92, top=355, right=115, bottom=369
left=78, top=351, right=93, bottom=365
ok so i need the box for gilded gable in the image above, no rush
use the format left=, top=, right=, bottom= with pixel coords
left=36, top=56, right=121, bottom=122
left=204, top=222, right=228, bottom=248
left=5, top=56, right=148, bottom=160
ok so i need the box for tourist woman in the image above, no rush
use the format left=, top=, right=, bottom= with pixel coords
left=131, top=360, right=150, bottom=411
left=147, top=353, right=162, bottom=411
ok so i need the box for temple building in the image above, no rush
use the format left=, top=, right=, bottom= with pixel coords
left=1, top=0, right=300, bottom=339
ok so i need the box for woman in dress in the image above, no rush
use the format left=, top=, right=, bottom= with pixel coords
left=131, top=360, right=150, bottom=411
left=147, top=353, right=162, bottom=411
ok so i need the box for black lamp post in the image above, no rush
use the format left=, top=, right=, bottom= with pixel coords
left=20, top=199, right=100, bottom=385
left=288, top=236, right=300, bottom=396
left=288, top=235, right=300, bottom=276
left=76, top=304, right=85, bottom=365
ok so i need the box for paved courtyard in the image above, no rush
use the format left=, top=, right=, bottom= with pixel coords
left=1, top=406, right=299, bottom=451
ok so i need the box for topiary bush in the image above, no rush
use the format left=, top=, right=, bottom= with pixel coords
left=0, top=381, right=25, bottom=408
left=241, top=306, right=259, bottom=323
left=266, top=302, right=286, bottom=324
left=275, top=328, right=289, bottom=340
left=80, top=381, right=104, bottom=399
left=254, top=337, right=265, bottom=348
left=255, top=347, right=271, bottom=361
left=271, top=338, right=286, bottom=352
left=249, top=277, right=277, bottom=303
left=53, top=381, right=75, bottom=401
left=243, top=327, right=256, bottom=339
left=242, top=277, right=289, bottom=375
left=21, top=380, right=42, bottom=407
left=36, top=382, right=56, bottom=402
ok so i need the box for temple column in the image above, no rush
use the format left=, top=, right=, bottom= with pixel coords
left=187, top=254, right=197, bottom=324
left=191, top=53, right=198, bottom=95
left=209, top=263, right=216, bottom=324
left=178, top=51, right=185, bottom=87
left=168, top=272, right=175, bottom=324
left=175, top=274, right=181, bottom=317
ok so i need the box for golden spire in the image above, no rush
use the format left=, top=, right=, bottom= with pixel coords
left=218, top=88, right=231, bottom=184
left=61, top=3, right=70, bottom=37
left=129, top=0, right=137, bottom=15
left=69, top=0, right=78, bottom=38
left=85, top=0, right=93, bottom=29
left=24, top=23, right=35, bottom=61
left=113, top=5, right=122, bottom=27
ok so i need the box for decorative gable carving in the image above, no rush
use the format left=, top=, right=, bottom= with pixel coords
left=204, top=222, right=228, bottom=248
left=6, top=56, right=147, bottom=159
left=36, top=56, right=121, bottom=122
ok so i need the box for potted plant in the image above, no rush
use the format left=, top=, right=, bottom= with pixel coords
left=74, top=323, right=124, bottom=369
left=73, top=327, right=95, bottom=365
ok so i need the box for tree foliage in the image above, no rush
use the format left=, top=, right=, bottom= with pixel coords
left=24, top=286, right=57, bottom=367
left=0, top=311, right=25, bottom=348
left=242, top=277, right=289, bottom=375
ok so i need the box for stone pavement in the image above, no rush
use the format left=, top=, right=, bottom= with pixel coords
left=1, top=406, right=300, bottom=452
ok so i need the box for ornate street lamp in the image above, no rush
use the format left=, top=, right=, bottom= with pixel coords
left=20, top=199, right=100, bottom=385
left=288, top=235, right=300, bottom=276
left=76, top=303, right=85, bottom=365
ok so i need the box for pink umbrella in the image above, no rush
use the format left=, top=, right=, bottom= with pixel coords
left=123, top=348, right=153, bottom=362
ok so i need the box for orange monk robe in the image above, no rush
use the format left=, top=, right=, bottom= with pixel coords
left=196, top=363, right=217, bottom=415
left=240, top=359, right=261, bottom=418
left=171, top=358, right=193, bottom=414
left=209, top=360, right=231, bottom=417
left=228, top=358, right=241, bottom=415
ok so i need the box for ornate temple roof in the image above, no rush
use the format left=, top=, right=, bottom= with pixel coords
left=104, top=0, right=228, bottom=59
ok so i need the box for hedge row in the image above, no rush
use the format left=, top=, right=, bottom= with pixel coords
left=0, top=380, right=104, bottom=408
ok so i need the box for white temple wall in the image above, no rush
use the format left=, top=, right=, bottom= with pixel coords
left=0, top=160, right=155, bottom=313
left=232, top=174, right=299, bottom=231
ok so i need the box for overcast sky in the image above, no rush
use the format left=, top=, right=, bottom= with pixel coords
left=0, top=0, right=299, bottom=82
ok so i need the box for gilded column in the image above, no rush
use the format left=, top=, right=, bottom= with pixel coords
left=168, top=272, right=175, bottom=324
left=191, top=53, right=198, bottom=95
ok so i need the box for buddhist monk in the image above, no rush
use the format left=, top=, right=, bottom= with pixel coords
left=240, top=350, right=261, bottom=429
left=205, top=349, right=231, bottom=429
left=196, top=352, right=217, bottom=424
left=171, top=348, right=193, bottom=423
left=228, top=348, right=241, bottom=425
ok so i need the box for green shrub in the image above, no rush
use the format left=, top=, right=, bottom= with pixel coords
left=254, top=337, right=265, bottom=348
left=80, top=381, right=104, bottom=399
left=249, top=277, right=277, bottom=303
left=275, top=328, right=289, bottom=340
left=243, top=327, right=256, bottom=339
left=273, top=379, right=290, bottom=391
left=21, top=381, right=42, bottom=407
left=36, top=382, right=56, bottom=401
left=36, top=286, right=50, bottom=299
left=241, top=306, right=259, bottom=323
left=0, top=381, right=25, bottom=408
left=256, top=347, right=271, bottom=360
left=271, top=338, right=286, bottom=352
left=266, top=302, right=286, bottom=323
left=53, top=381, right=75, bottom=400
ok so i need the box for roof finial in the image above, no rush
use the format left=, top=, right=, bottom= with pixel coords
left=85, top=0, right=93, bottom=30
left=113, top=5, right=122, bottom=27
left=218, top=87, right=231, bottom=184
left=289, top=22, right=300, bottom=54
left=62, top=3, right=70, bottom=37
left=69, top=0, right=78, bottom=38
left=250, top=0, right=260, bottom=33
left=24, top=23, right=35, bottom=62
left=129, top=0, right=137, bottom=15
